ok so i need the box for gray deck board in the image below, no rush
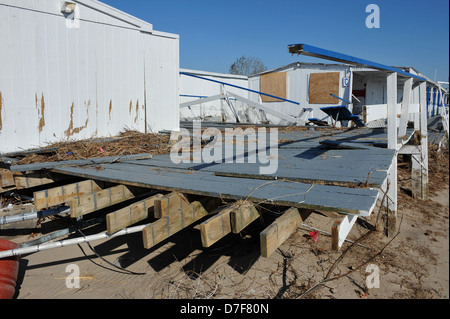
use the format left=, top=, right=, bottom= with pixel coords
left=53, top=165, right=378, bottom=216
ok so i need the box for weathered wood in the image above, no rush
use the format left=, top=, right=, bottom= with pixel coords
left=33, top=180, right=103, bottom=210
left=14, top=172, right=68, bottom=190
left=331, top=214, right=358, bottom=251
left=398, top=78, right=413, bottom=138
left=417, top=81, right=429, bottom=200
left=68, top=185, right=139, bottom=218
left=106, top=193, right=163, bottom=234
left=386, top=72, right=398, bottom=150
left=154, top=192, right=190, bottom=218
left=9, top=153, right=153, bottom=172
left=230, top=203, right=260, bottom=233
left=260, top=207, right=302, bottom=258
left=142, top=201, right=208, bottom=249
left=1, top=169, right=15, bottom=188
left=200, top=206, right=234, bottom=247
left=53, top=165, right=380, bottom=216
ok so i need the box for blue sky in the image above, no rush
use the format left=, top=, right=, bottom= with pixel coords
left=101, top=0, right=449, bottom=82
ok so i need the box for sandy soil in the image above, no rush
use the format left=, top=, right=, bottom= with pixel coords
left=1, top=151, right=448, bottom=300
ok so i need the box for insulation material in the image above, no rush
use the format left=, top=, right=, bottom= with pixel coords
left=260, top=72, right=287, bottom=102
left=308, top=72, right=340, bottom=104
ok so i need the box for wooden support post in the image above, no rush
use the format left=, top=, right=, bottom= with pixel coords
left=33, top=180, right=103, bottom=210
left=398, top=78, right=413, bottom=139
left=68, top=185, right=138, bottom=218
left=387, top=72, right=398, bottom=150
left=385, top=156, right=398, bottom=237
left=200, top=206, right=233, bottom=247
left=200, top=202, right=260, bottom=247
left=331, top=214, right=358, bottom=251
left=106, top=193, right=163, bottom=234
left=142, top=201, right=208, bottom=249
left=153, top=192, right=190, bottom=218
left=230, top=203, right=260, bottom=233
left=411, top=81, right=429, bottom=200
left=260, top=207, right=302, bottom=258
left=385, top=72, right=398, bottom=237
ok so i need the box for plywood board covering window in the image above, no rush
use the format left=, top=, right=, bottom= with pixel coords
left=260, top=72, right=287, bottom=102
left=309, top=72, right=340, bottom=104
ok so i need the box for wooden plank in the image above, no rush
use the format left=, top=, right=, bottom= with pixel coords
left=154, top=192, right=190, bottom=218
left=142, top=201, right=208, bottom=249
left=386, top=72, right=398, bottom=150
left=331, top=214, right=358, bottom=251
left=260, top=207, right=302, bottom=258
left=9, top=153, right=153, bottom=172
left=398, top=78, right=413, bottom=138
left=33, top=180, right=103, bottom=210
left=230, top=203, right=259, bottom=233
left=200, top=206, right=233, bottom=247
left=1, top=169, right=15, bottom=188
left=68, top=185, right=139, bottom=218
left=14, top=172, right=68, bottom=190
left=106, top=193, right=163, bottom=234
left=53, top=165, right=380, bottom=216
left=309, top=72, right=340, bottom=104
left=260, top=72, right=287, bottom=102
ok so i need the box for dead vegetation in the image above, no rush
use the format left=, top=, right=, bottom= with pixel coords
left=12, top=130, right=170, bottom=165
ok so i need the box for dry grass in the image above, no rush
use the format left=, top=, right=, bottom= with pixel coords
left=13, top=130, right=170, bottom=165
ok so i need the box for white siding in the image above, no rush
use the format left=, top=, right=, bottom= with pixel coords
left=248, top=63, right=352, bottom=125
left=0, top=0, right=179, bottom=154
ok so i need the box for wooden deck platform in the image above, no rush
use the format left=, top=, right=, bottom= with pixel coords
left=1, top=125, right=415, bottom=257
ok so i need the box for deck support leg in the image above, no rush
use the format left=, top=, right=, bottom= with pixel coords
left=385, top=72, right=398, bottom=237
left=411, top=82, right=429, bottom=200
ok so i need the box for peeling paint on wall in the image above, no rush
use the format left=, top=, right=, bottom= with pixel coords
left=109, top=100, right=113, bottom=121
left=64, top=101, right=90, bottom=139
left=134, top=100, right=139, bottom=123
left=0, top=91, right=3, bottom=131
left=37, top=93, right=46, bottom=133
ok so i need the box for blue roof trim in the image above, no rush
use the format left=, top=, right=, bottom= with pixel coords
left=288, top=44, right=427, bottom=82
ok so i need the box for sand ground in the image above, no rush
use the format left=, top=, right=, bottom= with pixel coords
left=1, top=151, right=448, bottom=300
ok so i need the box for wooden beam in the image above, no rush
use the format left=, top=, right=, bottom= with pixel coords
left=106, top=193, right=163, bottom=234
left=260, top=207, right=302, bottom=258
left=154, top=192, right=190, bottom=218
left=68, top=185, right=139, bottom=218
left=200, top=206, right=233, bottom=247
left=331, top=214, right=358, bottom=251
left=14, top=172, right=67, bottom=190
left=1, top=169, right=15, bottom=188
left=386, top=72, right=398, bottom=150
left=9, top=153, right=153, bottom=172
left=398, top=78, right=413, bottom=138
left=230, top=203, right=260, bottom=233
left=142, top=201, right=208, bottom=249
left=33, top=180, right=103, bottom=210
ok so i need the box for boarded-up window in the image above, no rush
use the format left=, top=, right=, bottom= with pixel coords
left=260, top=72, right=287, bottom=102
left=309, top=72, right=340, bottom=104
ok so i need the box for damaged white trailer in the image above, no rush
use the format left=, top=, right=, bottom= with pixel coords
left=0, top=0, right=180, bottom=154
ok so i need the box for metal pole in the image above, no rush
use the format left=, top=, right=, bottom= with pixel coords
left=0, top=206, right=70, bottom=225
left=180, top=72, right=300, bottom=105
left=0, top=223, right=147, bottom=259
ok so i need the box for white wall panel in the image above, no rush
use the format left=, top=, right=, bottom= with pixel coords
left=0, top=0, right=179, bottom=154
